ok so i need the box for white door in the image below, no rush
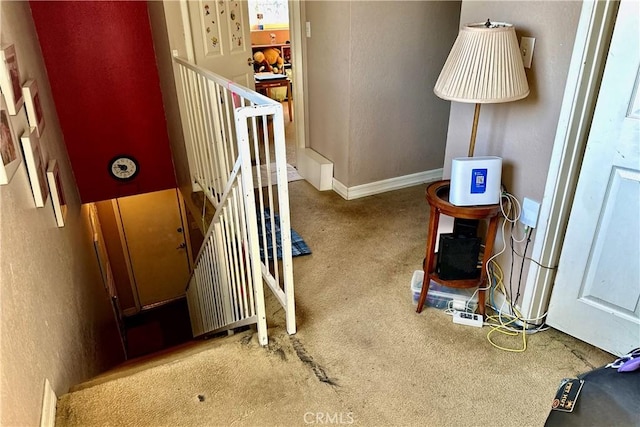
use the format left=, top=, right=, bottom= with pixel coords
left=187, top=0, right=254, bottom=88
left=546, top=0, right=640, bottom=356
left=117, top=189, right=191, bottom=307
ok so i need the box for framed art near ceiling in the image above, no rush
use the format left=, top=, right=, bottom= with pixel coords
left=0, top=94, right=21, bottom=185
left=21, top=129, right=48, bottom=207
left=46, top=159, right=67, bottom=227
left=0, top=44, right=25, bottom=115
left=22, top=80, right=45, bottom=136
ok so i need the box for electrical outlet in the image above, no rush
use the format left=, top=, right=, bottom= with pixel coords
left=520, top=37, right=535, bottom=68
left=521, top=197, right=540, bottom=229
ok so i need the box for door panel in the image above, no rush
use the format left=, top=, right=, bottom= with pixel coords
left=547, top=0, right=640, bottom=355
left=581, top=168, right=640, bottom=313
left=187, top=0, right=254, bottom=89
left=117, top=189, right=191, bottom=307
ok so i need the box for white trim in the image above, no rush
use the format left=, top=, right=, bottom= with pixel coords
left=520, top=0, right=619, bottom=324
left=296, top=148, right=333, bottom=191
left=289, top=0, right=308, bottom=155
left=179, top=0, right=195, bottom=62
left=332, top=169, right=443, bottom=200
left=332, top=179, right=349, bottom=199
left=39, top=379, right=57, bottom=427
left=112, top=199, right=142, bottom=314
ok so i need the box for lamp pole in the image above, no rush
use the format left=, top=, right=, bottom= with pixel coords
left=468, top=103, right=481, bottom=157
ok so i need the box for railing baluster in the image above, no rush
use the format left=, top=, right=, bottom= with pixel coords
left=174, top=57, right=296, bottom=344
left=189, top=71, right=205, bottom=186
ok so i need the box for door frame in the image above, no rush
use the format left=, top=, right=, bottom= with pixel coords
left=520, top=0, right=620, bottom=323
left=288, top=0, right=308, bottom=158
left=113, top=198, right=142, bottom=314
left=177, top=0, right=308, bottom=155
left=176, top=0, right=310, bottom=180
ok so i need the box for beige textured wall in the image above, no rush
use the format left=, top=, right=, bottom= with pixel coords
left=442, top=1, right=583, bottom=305
left=305, top=1, right=352, bottom=183
left=148, top=1, right=207, bottom=224
left=0, top=3, right=123, bottom=425
left=305, top=1, right=461, bottom=187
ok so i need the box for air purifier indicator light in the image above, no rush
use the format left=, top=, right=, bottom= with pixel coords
left=471, top=169, right=487, bottom=194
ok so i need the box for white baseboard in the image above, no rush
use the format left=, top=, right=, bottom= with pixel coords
left=40, top=379, right=57, bottom=427
left=332, top=169, right=443, bottom=200
left=296, top=148, right=333, bottom=191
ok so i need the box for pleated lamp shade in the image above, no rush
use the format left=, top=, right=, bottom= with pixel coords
left=434, top=21, right=529, bottom=103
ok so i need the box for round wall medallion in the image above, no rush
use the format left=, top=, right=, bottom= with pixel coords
left=108, top=155, right=139, bottom=181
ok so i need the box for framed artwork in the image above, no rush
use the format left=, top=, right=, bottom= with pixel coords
left=21, top=129, right=48, bottom=207
left=46, top=159, right=67, bottom=227
left=23, top=80, right=45, bottom=137
left=0, top=94, right=21, bottom=185
left=0, top=44, right=25, bottom=115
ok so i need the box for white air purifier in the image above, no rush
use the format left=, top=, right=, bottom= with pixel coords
left=449, top=156, right=502, bottom=206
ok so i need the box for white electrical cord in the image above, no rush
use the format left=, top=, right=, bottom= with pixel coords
left=441, top=190, right=551, bottom=350
left=483, top=194, right=514, bottom=287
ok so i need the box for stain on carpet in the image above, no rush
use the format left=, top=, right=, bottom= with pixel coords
left=268, top=340, right=288, bottom=361
left=571, top=349, right=597, bottom=370
left=240, top=333, right=254, bottom=346
left=290, top=337, right=338, bottom=387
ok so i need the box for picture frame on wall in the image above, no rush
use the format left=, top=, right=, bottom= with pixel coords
left=21, top=129, right=49, bottom=207
left=46, top=159, right=67, bottom=227
left=22, top=80, right=45, bottom=137
left=0, top=44, right=25, bottom=115
left=0, top=94, right=21, bottom=185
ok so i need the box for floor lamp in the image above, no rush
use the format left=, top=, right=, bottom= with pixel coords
left=434, top=20, right=530, bottom=157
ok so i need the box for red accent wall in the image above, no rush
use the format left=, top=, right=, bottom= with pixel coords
left=30, top=1, right=176, bottom=203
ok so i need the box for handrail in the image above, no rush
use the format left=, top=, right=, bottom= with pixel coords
left=172, top=55, right=296, bottom=345
left=173, top=55, right=276, bottom=106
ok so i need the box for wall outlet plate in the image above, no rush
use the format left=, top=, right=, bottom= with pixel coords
left=521, top=197, right=541, bottom=228
left=520, top=37, right=535, bottom=68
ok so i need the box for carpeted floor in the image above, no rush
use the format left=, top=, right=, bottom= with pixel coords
left=56, top=181, right=614, bottom=427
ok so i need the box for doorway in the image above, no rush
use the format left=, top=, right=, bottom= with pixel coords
left=248, top=0, right=297, bottom=167
left=171, top=0, right=310, bottom=184
left=520, top=0, right=639, bottom=355
left=93, top=189, right=195, bottom=358
left=114, top=189, right=191, bottom=308
left=545, top=0, right=639, bottom=355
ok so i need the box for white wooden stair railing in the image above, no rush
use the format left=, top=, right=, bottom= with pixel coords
left=173, top=56, right=296, bottom=346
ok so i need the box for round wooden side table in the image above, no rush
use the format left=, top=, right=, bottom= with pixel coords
left=416, top=180, right=501, bottom=316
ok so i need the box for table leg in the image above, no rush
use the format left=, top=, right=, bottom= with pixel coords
left=417, top=206, right=439, bottom=313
